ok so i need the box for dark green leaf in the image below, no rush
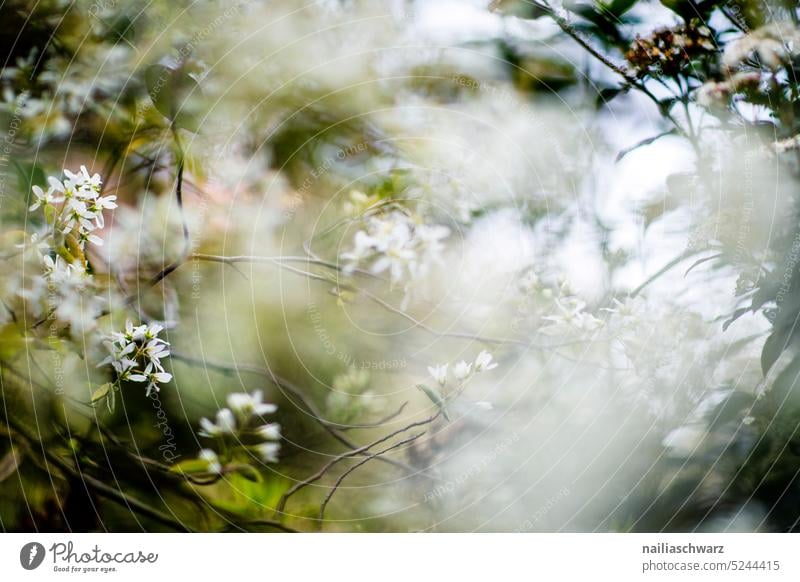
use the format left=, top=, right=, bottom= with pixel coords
left=762, top=326, right=792, bottom=376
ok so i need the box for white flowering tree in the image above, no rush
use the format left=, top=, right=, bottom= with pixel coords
left=1, top=0, right=800, bottom=533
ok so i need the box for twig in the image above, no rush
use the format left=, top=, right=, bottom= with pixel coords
left=316, top=431, right=425, bottom=527
left=237, top=519, right=300, bottom=533
left=169, top=352, right=431, bottom=479
left=274, top=411, right=441, bottom=516
left=338, top=401, right=409, bottom=430
left=1, top=410, right=193, bottom=532
left=629, top=248, right=701, bottom=298
left=136, top=158, right=188, bottom=296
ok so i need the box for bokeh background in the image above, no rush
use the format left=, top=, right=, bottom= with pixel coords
left=1, top=0, right=800, bottom=532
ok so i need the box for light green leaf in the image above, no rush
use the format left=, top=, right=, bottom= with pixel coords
left=91, top=382, right=113, bottom=404
left=416, top=384, right=450, bottom=421
left=233, top=464, right=262, bottom=483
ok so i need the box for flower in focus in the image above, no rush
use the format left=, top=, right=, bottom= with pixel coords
left=98, top=320, right=173, bottom=400
left=27, top=166, right=116, bottom=250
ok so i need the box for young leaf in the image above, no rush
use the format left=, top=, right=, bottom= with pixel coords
left=416, top=384, right=450, bottom=421
left=91, top=382, right=113, bottom=404
left=233, top=464, right=262, bottom=483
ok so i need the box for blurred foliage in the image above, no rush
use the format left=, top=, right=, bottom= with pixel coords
left=3, top=0, right=800, bottom=533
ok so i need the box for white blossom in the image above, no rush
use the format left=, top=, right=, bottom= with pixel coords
left=254, top=423, right=281, bottom=441
left=227, top=389, right=278, bottom=417
left=195, top=392, right=281, bottom=468
left=723, top=23, right=800, bottom=69
left=541, top=297, right=603, bottom=335
left=427, top=363, right=448, bottom=386
left=98, top=320, right=172, bottom=396
left=29, top=179, right=65, bottom=211
left=474, top=350, right=498, bottom=372
left=198, top=408, right=237, bottom=437
left=253, top=442, right=280, bottom=463
left=341, top=211, right=450, bottom=288
left=198, top=449, right=222, bottom=474
left=28, top=166, right=116, bottom=249
left=453, top=361, right=473, bottom=381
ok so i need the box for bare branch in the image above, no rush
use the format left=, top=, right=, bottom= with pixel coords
left=274, top=411, right=441, bottom=516
left=316, top=431, right=425, bottom=527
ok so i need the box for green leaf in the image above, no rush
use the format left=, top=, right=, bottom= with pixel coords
left=768, top=353, right=800, bottom=405
left=595, top=85, right=626, bottom=109
left=91, top=382, right=113, bottom=404
left=13, top=160, right=46, bottom=203
left=233, top=464, right=262, bottom=483
left=416, top=384, right=450, bottom=421
left=145, top=61, right=202, bottom=131
left=596, top=0, right=637, bottom=18
left=0, top=324, right=31, bottom=360
left=707, top=391, right=755, bottom=430
left=762, top=326, right=792, bottom=376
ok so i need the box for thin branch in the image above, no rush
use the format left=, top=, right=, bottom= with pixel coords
left=2, top=411, right=194, bottom=532
left=338, top=401, right=409, bottom=430
left=535, top=0, right=691, bottom=144
left=629, top=248, right=701, bottom=298
left=193, top=253, right=583, bottom=352
left=169, top=352, right=432, bottom=480
left=274, top=411, right=441, bottom=516
left=236, top=519, right=300, bottom=533
left=135, top=158, right=188, bottom=297
left=316, top=431, right=425, bottom=527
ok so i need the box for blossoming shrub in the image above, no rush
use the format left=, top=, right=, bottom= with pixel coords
left=1, top=0, right=800, bottom=533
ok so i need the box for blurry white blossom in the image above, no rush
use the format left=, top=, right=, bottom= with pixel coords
left=194, top=390, right=281, bottom=472
left=428, top=363, right=449, bottom=387
left=723, top=22, right=800, bottom=69
left=541, top=297, right=603, bottom=336
left=341, top=211, right=450, bottom=302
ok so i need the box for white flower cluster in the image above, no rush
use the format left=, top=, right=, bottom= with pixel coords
left=15, top=254, right=104, bottom=334
left=29, top=165, right=117, bottom=249
left=99, top=320, right=172, bottom=397
left=695, top=71, right=761, bottom=108
left=196, top=390, right=281, bottom=473
left=427, top=350, right=498, bottom=388
left=723, top=22, right=800, bottom=69
left=341, top=210, right=450, bottom=286
left=540, top=297, right=603, bottom=336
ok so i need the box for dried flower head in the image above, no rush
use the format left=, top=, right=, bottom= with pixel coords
left=626, top=21, right=716, bottom=78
